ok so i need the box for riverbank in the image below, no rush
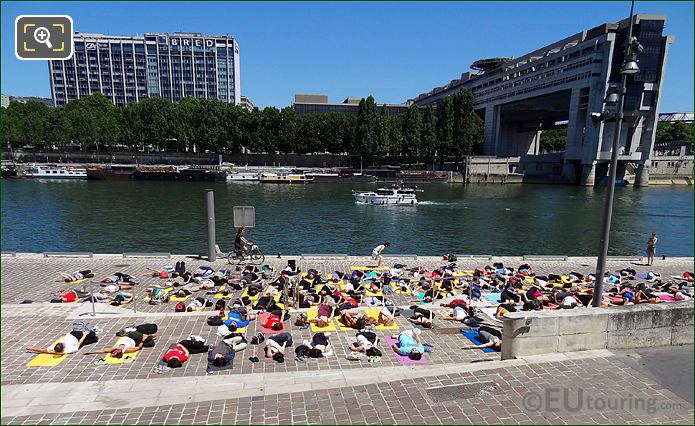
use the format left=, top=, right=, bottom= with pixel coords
left=1, top=253, right=693, bottom=424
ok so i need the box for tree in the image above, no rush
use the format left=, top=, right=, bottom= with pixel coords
left=64, top=93, right=122, bottom=149
left=355, top=96, right=378, bottom=156
left=402, top=104, right=422, bottom=156
left=452, top=89, right=481, bottom=157
left=435, top=96, right=454, bottom=164
left=656, top=121, right=694, bottom=143
left=420, top=105, right=437, bottom=160
left=540, top=128, right=567, bottom=152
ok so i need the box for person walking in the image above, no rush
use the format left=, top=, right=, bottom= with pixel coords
left=646, top=232, right=658, bottom=266
left=371, top=242, right=390, bottom=268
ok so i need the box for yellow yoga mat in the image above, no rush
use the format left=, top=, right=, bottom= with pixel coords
left=169, top=294, right=189, bottom=302
left=241, top=287, right=260, bottom=301
left=306, top=310, right=337, bottom=332
left=392, top=283, right=411, bottom=295
left=336, top=317, right=355, bottom=331
left=105, top=337, right=140, bottom=364
left=365, top=289, right=383, bottom=297
left=26, top=338, right=68, bottom=367
left=213, top=286, right=229, bottom=299
left=351, top=266, right=389, bottom=271
left=364, top=308, right=400, bottom=330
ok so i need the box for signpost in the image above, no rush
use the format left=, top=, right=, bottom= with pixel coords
left=233, top=206, right=255, bottom=229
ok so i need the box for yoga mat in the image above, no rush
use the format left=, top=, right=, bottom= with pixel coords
left=351, top=266, right=389, bottom=271
left=105, top=337, right=141, bottom=364
left=636, top=274, right=649, bottom=279
left=658, top=294, right=676, bottom=302
left=213, top=286, right=229, bottom=299
left=258, top=312, right=286, bottom=334
left=306, top=310, right=337, bottom=332
left=483, top=294, right=502, bottom=304
left=26, top=338, right=68, bottom=367
left=240, top=287, right=260, bottom=301
left=384, top=336, right=428, bottom=365
left=169, top=290, right=189, bottom=302
left=480, top=307, right=502, bottom=322
left=392, top=283, right=411, bottom=295
left=336, top=317, right=356, bottom=331
left=364, top=309, right=400, bottom=330
left=461, top=328, right=496, bottom=353
left=365, top=289, right=383, bottom=297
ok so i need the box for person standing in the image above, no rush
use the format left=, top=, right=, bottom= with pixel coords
left=371, top=242, right=390, bottom=268
left=646, top=232, right=658, bottom=266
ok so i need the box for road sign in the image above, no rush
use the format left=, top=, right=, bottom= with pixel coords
left=233, top=206, right=255, bottom=228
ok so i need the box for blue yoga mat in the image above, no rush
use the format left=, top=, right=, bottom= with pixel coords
left=483, top=294, right=501, bottom=303
left=460, top=328, right=496, bottom=353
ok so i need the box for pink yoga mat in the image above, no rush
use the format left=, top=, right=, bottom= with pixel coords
left=384, top=336, right=428, bottom=365
left=259, top=312, right=286, bottom=334
left=658, top=294, right=676, bottom=302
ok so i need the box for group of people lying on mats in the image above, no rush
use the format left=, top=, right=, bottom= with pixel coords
left=143, top=263, right=271, bottom=308
left=51, top=270, right=139, bottom=305
left=26, top=323, right=158, bottom=359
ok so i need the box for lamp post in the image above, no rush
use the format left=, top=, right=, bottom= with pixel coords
left=592, top=0, right=642, bottom=307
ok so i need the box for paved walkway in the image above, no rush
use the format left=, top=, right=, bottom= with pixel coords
left=2, top=253, right=693, bottom=424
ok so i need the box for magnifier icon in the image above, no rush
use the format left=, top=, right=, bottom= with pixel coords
left=33, top=26, right=53, bottom=49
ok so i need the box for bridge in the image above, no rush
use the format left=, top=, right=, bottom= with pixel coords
left=411, top=15, right=674, bottom=186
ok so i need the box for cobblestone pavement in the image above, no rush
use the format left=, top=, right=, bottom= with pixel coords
left=2, top=354, right=693, bottom=425
left=1, top=253, right=693, bottom=424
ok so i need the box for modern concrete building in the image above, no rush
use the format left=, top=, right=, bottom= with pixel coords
left=1, top=94, right=9, bottom=109
left=293, top=94, right=409, bottom=117
left=240, top=96, right=255, bottom=111
left=49, top=32, right=240, bottom=108
left=410, top=15, right=674, bottom=186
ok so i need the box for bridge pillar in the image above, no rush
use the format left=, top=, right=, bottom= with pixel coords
left=483, top=104, right=500, bottom=156
left=633, top=163, right=650, bottom=187
left=562, top=161, right=578, bottom=184
left=579, top=163, right=596, bottom=186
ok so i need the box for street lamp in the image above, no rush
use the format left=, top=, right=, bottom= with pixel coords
left=592, top=0, right=642, bottom=307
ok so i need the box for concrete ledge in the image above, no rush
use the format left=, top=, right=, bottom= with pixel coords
left=1, top=251, right=17, bottom=257
left=123, top=252, right=171, bottom=259
left=43, top=252, right=93, bottom=258
left=455, top=254, right=493, bottom=260
left=385, top=254, right=418, bottom=260
left=502, top=301, right=694, bottom=359
left=523, top=255, right=568, bottom=261
left=300, top=254, right=348, bottom=260
left=607, top=255, right=643, bottom=262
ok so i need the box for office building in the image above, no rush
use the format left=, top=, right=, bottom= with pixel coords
left=240, top=95, right=255, bottom=111
left=49, top=32, right=240, bottom=107
left=292, top=94, right=408, bottom=116
left=1, top=94, right=9, bottom=109
left=409, top=15, right=673, bottom=186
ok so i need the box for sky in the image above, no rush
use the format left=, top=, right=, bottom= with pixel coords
left=1, top=1, right=693, bottom=111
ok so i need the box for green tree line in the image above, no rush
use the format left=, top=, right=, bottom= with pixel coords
left=1, top=90, right=484, bottom=161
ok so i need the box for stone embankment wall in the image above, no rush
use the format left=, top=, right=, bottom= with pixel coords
left=501, top=301, right=694, bottom=360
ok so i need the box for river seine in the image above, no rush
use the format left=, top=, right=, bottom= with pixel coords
left=2, top=180, right=692, bottom=257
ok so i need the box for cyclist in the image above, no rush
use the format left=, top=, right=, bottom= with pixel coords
left=235, top=228, right=250, bottom=257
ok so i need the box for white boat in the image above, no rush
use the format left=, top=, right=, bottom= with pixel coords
left=353, top=186, right=420, bottom=205
left=25, top=165, right=87, bottom=179
left=259, top=171, right=313, bottom=184
left=226, top=172, right=259, bottom=182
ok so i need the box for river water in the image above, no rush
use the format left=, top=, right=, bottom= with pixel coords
left=1, top=180, right=692, bottom=257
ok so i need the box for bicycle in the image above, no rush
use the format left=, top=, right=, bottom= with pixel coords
left=226, top=243, right=265, bottom=265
